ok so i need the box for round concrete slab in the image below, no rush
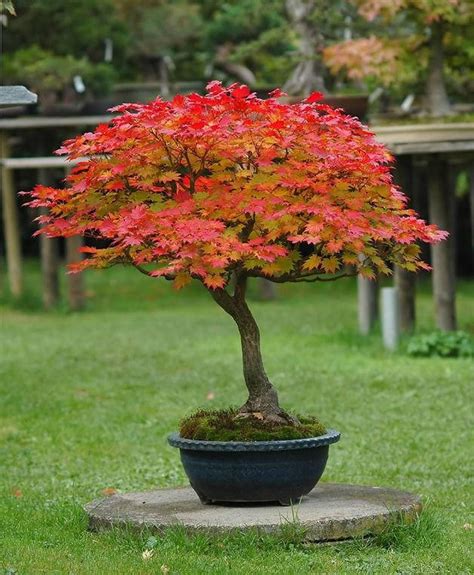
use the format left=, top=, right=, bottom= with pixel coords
left=85, top=483, right=422, bottom=542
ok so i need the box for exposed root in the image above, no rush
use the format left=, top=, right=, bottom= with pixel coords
left=237, top=397, right=300, bottom=426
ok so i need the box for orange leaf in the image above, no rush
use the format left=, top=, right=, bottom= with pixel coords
left=102, top=487, right=118, bottom=496
left=173, top=272, right=192, bottom=290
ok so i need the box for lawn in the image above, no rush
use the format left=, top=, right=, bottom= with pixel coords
left=1, top=264, right=473, bottom=574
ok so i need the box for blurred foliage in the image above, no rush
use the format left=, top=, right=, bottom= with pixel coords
left=444, top=22, right=474, bottom=99
left=114, top=0, right=204, bottom=81
left=3, top=46, right=116, bottom=96
left=204, top=0, right=293, bottom=86
left=1, top=0, right=473, bottom=106
left=323, top=0, right=474, bottom=108
left=3, top=0, right=128, bottom=64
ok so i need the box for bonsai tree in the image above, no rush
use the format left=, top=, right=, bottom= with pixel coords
left=28, top=82, right=445, bottom=424
left=3, top=46, right=116, bottom=113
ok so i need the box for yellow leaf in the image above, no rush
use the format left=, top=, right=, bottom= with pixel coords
left=359, top=266, right=376, bottom=279
left=302, top=254, right=322, bottom=271
left=321, top=256, right=340, bottom=273
left=158, top=171, right=181, bottom=182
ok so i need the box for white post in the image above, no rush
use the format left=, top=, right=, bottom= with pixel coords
left=381, top=287, right=400, bottom=351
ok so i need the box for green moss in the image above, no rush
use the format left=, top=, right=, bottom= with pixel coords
left=179, top=408, right=327, bottom=441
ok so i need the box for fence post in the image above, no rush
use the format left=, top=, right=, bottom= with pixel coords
left=38, top=168, right=60, bottom=309
left=428, top=156, right=457, bottom=331
left=381, top=287, right=400, bottom=351
left=1, top=134, right=23, bottom=297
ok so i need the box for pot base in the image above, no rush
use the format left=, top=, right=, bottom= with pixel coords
left=168, top=431, right=340, bottom=505
left=195, top=491, right=303, bottom=506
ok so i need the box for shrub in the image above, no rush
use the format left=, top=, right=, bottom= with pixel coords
left=407, top=331, right=474, bottom=358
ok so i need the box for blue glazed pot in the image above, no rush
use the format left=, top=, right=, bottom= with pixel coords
left=168, top=430, right=340, bottom=505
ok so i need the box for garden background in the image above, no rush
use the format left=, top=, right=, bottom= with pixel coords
left=1, top=1, right=473, bottom=574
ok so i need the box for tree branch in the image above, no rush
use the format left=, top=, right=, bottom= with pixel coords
left=208, top=286, right=237, bottom=316
left=247, top=270, right=356, bottom=283
left=131, top=262, right=154, bottom=277
left=233, top=271, right=248, bottom=302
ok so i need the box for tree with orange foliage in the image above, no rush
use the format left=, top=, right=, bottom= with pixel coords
left=28, top=83, right=446, bottom=423
left=324, top=0, right=473, bottom=116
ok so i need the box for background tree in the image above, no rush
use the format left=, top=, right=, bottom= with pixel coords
left=114, top=0, right=204, bottom=94
left=323, top=0, right=474, bottom=116
left=283, top=0, right=356, bottom=96
left=203, top=0, right=292, bottom=87
left=28, top=83, right=446, bottom=423
left=284, top=0, right=326, bottom=95
left=4, top=0, right=128, bottom=64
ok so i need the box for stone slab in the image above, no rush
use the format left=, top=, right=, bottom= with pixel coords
left=85, top=483, right=422, bottom=542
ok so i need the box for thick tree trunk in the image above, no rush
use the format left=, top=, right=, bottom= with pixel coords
left=215, top=44, right=257, bottom=86
left=425, top=20, right=451, bottom=117
left=210, top=276, right=297, bottom=425
left=158, top=57, right=171, bottom=98
left=284, top=0, right=326, bottom=96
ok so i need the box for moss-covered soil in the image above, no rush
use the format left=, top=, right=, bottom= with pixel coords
left=179, top=408, right=327, bottom=441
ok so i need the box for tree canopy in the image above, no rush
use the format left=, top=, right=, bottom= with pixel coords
left=28, top=83, right=445, bottom=289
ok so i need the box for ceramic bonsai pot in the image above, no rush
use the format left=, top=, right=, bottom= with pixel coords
left=168, top=430, right=340, bottom=505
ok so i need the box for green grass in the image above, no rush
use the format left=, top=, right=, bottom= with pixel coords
left=1, top=263, right=473, bottom=574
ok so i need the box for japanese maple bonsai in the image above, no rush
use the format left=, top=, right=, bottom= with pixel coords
left=29, top=82, right=445, bottom=504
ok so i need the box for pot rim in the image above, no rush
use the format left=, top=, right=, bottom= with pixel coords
left=167, top=429, right=340, bottom=452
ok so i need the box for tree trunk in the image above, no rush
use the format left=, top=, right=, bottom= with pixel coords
left=158, top=57, right=171, bottom=99
left=425, top=20, right=451, bottom=117
left=215, top=44, right=257, bottom=86
left=210, top=276, right=297, bottom=425
left=284, top=0, right=326, bottom=96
